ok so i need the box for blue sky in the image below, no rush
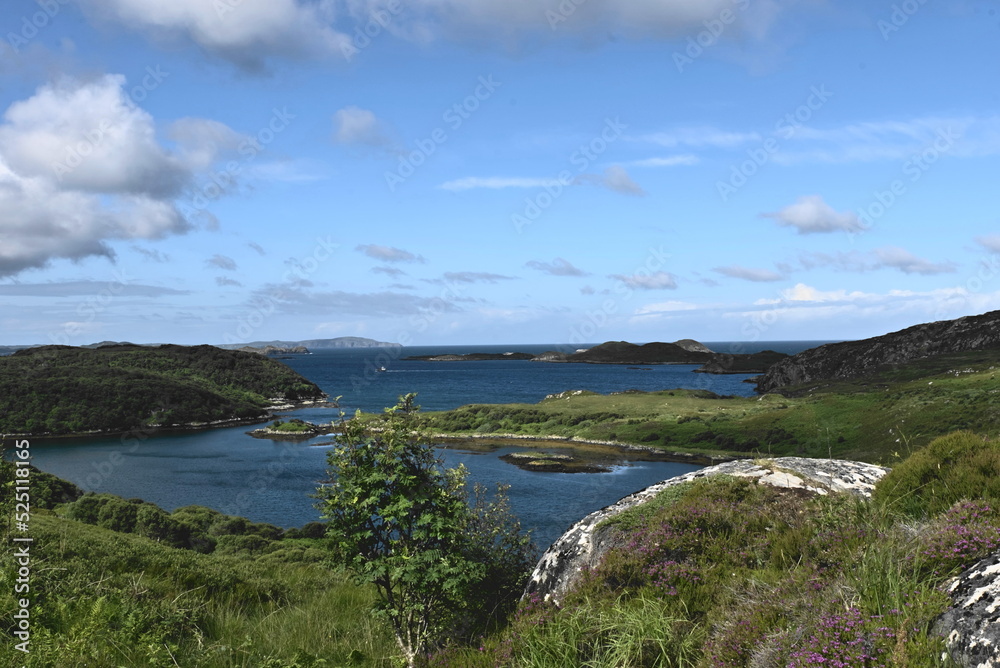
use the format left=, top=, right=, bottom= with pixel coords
left=0, top=0, right=998, bottom=346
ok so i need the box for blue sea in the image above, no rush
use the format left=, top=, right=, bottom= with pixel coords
left=15, top=341, right=828, bottom=550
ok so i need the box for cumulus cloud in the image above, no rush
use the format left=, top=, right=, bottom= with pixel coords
left=356, top=244, right=425, bottom=263
left=0, top=159, right=189, bottom=277
left=755, top=283, right=873, bottom=305
left=247, top=241, right=266, bottom=255
left=0, top=74, right=189, bottom=198
left=713, top=265, right=784, bottom=282
left=333, top=106, right=396, bottom=150
left=525, top=258, right=588, bottom=277
left=76, top=0, right=352, bottom=71
left=0, top=75, right=251, bottom=277
left=207, top=254, right=238, bottom=271
left=610, top=271, right=678, bottom=290
left=216, top=276, right=242, bottom=287
left=762, top=195, right=865, bottom=234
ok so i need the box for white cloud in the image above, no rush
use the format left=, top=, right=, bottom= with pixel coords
left=634, top=301, right=699, bottom=316
left=0, top=75, right=188, bottom=198
left=525, top=258, right=588, bottom=277
left=610, top=271, right=678, bottom=290
left=630, top=154, right=699, bottom=167
left=774, top=283, right=874, bottom=304
left=332, top=106, right=395, bottom=150
left=638, top=127, right=761, bottom=149
left=77, top=0, right=352, bottom=71
left=763, top=195, right=865, bottom=234
left=0, top=75, right=261, bottom=278
left=713, top=265, right=784, bottom=282
left=439, top=176, right=567, bottom=191
left=0, top=157, right=189, bottom=277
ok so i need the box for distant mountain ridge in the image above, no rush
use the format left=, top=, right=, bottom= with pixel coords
left=755, top=310, right=1000, bottom=393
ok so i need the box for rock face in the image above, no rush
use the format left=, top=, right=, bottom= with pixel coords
left=523, top=457, right=889, bottom=604
left=936, top=552, right=1000, bottom=667
left=756, top=310, right=1000, bottom=393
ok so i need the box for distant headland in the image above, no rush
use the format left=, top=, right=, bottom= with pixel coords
left=404, top=339, right=788, bottom=375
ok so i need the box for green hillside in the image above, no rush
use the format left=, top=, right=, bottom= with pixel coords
left=0, top=344, right=325, bottom=436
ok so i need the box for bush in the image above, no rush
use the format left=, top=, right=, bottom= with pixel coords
left=873, top=431, right=1000, bottom=517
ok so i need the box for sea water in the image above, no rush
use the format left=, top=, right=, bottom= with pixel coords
left=16, top=341, right=827, bottom=550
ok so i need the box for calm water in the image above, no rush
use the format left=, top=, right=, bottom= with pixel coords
left=17, top=341, right=827, bottom=550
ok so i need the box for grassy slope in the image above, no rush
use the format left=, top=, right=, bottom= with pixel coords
left=0, top=506, right=395, bottom=667
left=421, top=349, right=1000, bottom=464
left=0, top=344, right=325, bottom=436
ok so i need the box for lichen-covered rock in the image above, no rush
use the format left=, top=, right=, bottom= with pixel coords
left=936, top=552, right=1000, bottom=667
left=523, top=457, right=889, bottom=604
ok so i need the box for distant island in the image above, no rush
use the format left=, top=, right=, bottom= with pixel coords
left=237, top=345, right=310, bottom=356
left=404, top=339, right=788, bottom=375
left=0, top=344, right=328, bottom=437
left=218, top=336, right=399, bottom=350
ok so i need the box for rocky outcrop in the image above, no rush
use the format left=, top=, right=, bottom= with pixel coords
left=756, top=310, right=1000, bottom=393
left=523, top=457, right=889, bottom=604
left=936, top=552, right=1000, bottom=667
left=673, top=339, right=715, bottom=353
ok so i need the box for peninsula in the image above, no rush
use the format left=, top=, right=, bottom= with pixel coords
left=0, top=343, right=327, bottom=437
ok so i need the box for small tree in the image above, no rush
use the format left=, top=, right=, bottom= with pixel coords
left=316, top=394, right=534, bottom=666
